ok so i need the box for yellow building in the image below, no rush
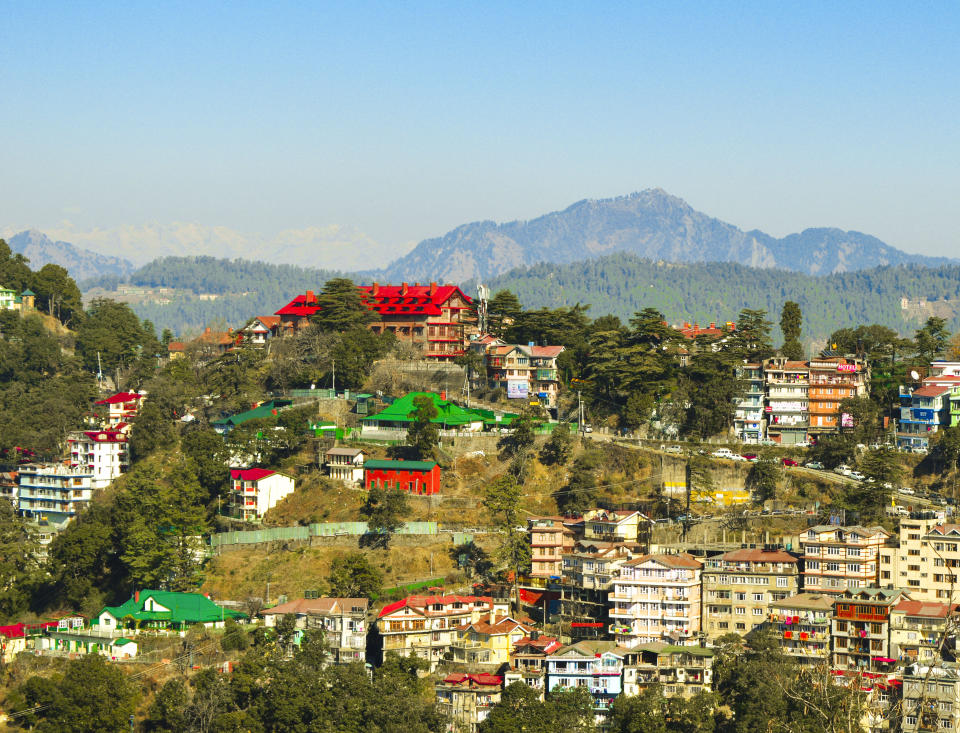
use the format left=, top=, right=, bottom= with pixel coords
left=450, top=613, right=534, bottom=666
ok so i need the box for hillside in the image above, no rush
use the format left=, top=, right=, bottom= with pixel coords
left=486, top=253, right=960, bottom=341
left=8, top=229, right=134, bottom=281
left=381, top=189, right=954, bottom=283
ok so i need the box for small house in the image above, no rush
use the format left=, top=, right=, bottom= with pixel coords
left=320, top=447, right=366, bottom=484
left=364, top=459, right=441, bottom=495
left=229, top=468, right=296, bottom=521
left=94, top=590, right=245, bottom=634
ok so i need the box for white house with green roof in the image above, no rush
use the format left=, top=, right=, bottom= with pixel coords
left=94, top=590, right=246, bottom=634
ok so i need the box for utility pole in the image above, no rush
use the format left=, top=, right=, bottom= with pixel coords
left=578, top=391, right=583, bottom=434
left=331, top=359, right=336, bottom=394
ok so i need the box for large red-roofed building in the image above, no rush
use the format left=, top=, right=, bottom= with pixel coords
left=93, top=392, right=143, bottom=427
left=275, top=282, right=475, bottom=360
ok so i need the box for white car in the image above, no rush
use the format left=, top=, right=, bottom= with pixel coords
left=849, top=471, right=866, bottom=481
left=899, top=487, right=916, bottom=496
left=711, top=449, right=736, bottom=459
left=729, top=454, right=748, bottom=462
left=834, top=464, right=853, bottom=476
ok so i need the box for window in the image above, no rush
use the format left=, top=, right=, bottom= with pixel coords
left=753, top=607, right=764, bottom=616
left=806, top=561, right=820, bottom=570
left=735, top=592, right=746, bottom=601
left=836, top=621, right=848, bottom=632
left=777, top=577, right=789, bottom=587
left=752, top=593, right=764, bottom=602
left=735, top=607, right=745, bottom=616
left=735, top=623, right=745, bottom=630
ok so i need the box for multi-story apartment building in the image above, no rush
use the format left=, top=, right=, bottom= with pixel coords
left=228, top=468, right=296, bottom=521
left=376, top=594, right=508, bottom=668
left=889, top=599, right=956, bottom=666
left=561, top=544, right=634, bottom=623
left=701, top=548, right=799, bottom=639
left=621, top=643, right=714, bottom=698
left=17, top=464, right=95, bottom=527
left=66, top=429, right=129, bottom=489
left=582, top=509, right=644, bottom=544
left=483, top=344, right=565, bottom=408
left=546, top=640, right=626, bottom=716
left=608, top=553, right=702, bottom=647
left=528, top=517, right=576, bottom=579
left=733, top=362, right=765, bottom=443
left=898, top=384, right=957, bottom=452
left=767, top=592, right=833, bottom=665
left=797, top=525, right=892, bottom=594
left=276, top=282, right=476, bottom=360
left=435, top=673, right=503, bottom=733
left=260, top=597, right=368, bottom=665
left=764, top=357, right=810, bottom=445
left=807, top=357, right=869, bottom=440
left=830, top=588, right=908, bottom=674
left=900, top=663, right=960, bottom=733
left=882, top=517, right=960, bottom=602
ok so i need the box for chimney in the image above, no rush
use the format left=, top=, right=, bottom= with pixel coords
left=401, top=282, right=408, bottom=296
left=135, top=590, right=140, bottom=603
left=204, top=327, right=211, bottom=334
left=372, top=282, right=379, bottom=296
left=414, top=282, right=420, bottom=287
left=530, top=630, right=540, bottom=641
left=429, top=281, right=437, bottom=296
left=709, top=322, right=716, bottom=329
left=306, top=290, right=315, bottom=304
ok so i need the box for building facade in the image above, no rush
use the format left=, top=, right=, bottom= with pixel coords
left=797, top=525, right=892, bottom=594
left=482, top=344, right=565, bottom=408
left=900, top=663, right=960, bottom=733
left=621, top=643, right=714, bottom=698
left=764, top=357, right=810, bottom=445
left=830, top=588, right=908, bottom=674
left=701, top=548, right=799, bottom=639
left=898, top=384, right=956, bottom=452
left=435, top=673, right=503, bottom=733
left=66, top=429, right=129, bottom=489
left=807, top=357, right=869, bottom=440
left=320, top=447, right=366, bottom=484
left=733, top=363, right=765, bottom=444
left=767, top=592, right=833, bottom=665
left=17, top=464, right=95, bottom=526
left=608, top=553, right=702, bottom=647
left=261, top=597, right=368, bottom=664
left=546, top=640, right=625, bottom=716
left=883, top=518, right=960, bottom=602
left=363, top=459, right=441, bottom=495
left=228, top=468, right=296, bottom=521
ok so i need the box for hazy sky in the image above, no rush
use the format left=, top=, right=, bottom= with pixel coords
left=2, top=1, right=958, bottom=256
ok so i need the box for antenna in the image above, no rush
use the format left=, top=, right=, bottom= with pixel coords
left=910, top=370, right=920, bottom=381
left=96, top=352, right=103, bottom=385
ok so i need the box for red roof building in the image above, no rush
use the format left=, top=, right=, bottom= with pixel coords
left=275, top=282, right=475, bottom=360
left=92, top=392, right=143, bottom=428
left=435, top=673, right=504, bottom=730
left=228, top=468, right=295, bottom=522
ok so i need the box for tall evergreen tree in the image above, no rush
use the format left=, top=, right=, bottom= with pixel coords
left=779, top=300, right=804, bottom=360
left=310, top=278, right=375, bottom=332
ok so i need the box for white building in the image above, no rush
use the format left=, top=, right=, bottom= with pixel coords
left=262, top=597, right=368, bottom=664
left=17, top=464, right=96, bottom=524
left=320, top=447, right=366, bottom=484
left=609, top=553, right=703, bottom=647
left=92, top=391, right=143, bottom=428
left=228, top=468, right=296, bottom=521
left=67, top=429, right=130, bottom=489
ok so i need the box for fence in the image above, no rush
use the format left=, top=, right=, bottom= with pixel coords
left=208, top=521, right=439, bottom=548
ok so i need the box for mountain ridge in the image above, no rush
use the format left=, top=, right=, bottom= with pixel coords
left=380, top=189, right=953, bottom=282
left=7, top=229, right=134, bottom=282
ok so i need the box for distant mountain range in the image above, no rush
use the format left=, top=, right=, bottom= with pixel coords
left=7, top=229, right=134, bottom=282
left=380, top=189, right=955, bottom=283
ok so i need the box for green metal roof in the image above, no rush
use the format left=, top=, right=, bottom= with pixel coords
left=365, top=459, right=437, bottom=471
left=362, top=392, right=519, bottom=427
left=96, top=590, right=245, bottom=626
left=20, top=289, right=35, bottom=296
left=212, top=399, right=293, bottom=427
left=113, top=637, right=135, bottom=645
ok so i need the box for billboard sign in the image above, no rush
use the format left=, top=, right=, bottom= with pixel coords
left=837, top=364, right=857, bottom=372
left=507, top=380, right=529, bottom=399
left=840, top=412, right=854, bottom=428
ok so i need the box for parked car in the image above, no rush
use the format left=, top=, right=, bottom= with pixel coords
left=729, top=454, right=747, bottom=462
left=711, top=448, right=736, bottom=459
left=582, top=425, right=593, bottom=433
left=741, top=454, right=759, bottom=462
left=849, top=471, right=866, bottom=481
left=899, top=487, right=916, bottom=496
left=834, top=464, right=853, bottom=476
left=781, top=458, right=799, bottom=467
left=661, top=445, right=683, bottom=454
left=805, top=461, right=825, bottom=470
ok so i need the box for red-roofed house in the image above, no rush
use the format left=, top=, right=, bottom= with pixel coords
left=676, top=321, right=734, bottom=341
left=376, top=594, right=509, bottom=668
left=93, top=391, right=143, bottom=427
left=240, top=316, right=283, bottom=346
left=275, top=282, right=475, bottom=360
left=66, top=428, right=130, bottom=488
left=435, top=672, right=503, bottom=732
left=451, top=613, right=534, bottom=666
left=702, top=548, right=800, bottom=639
left=479, top=343, right=565, bottom=408
left=505, top=631, right=562, bottom=696
left=229, top=468, right=295, bottom=521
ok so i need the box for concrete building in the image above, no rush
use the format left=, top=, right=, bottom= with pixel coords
left=320, top=447, right=366, bottom=484
left=621, top=643, right=714, bottom=698
left=897, top=384, right=956, bottom=452
left=528, top=517, right=576, bottom=579
left=830, top=588, right=909, bottom=674
left=764, top=357, right=810, bottom=446
left=881, top=516, right=960, bottom=602
left=900, top=663, right=960, bottom=733
left=806, top=356, right=869, bottom=440
left=66, top=428, right=130, bottom=489
left=91, top=391, right=143, bottom=428
left=260, top=597, right=368, bottom=665
left=546, top=640, right=626, bottom=717
left=701, top=548, right=799, bottom=639
left=450, top=613, right=533, bottom=667
left=376, top=594, right=509, bottom=669
left=582, top=509, right=645, bottom=544
left=435, top=673, right=503, bottom=733
left=561, top=544, right=634, bottom=624
left=766, top=592, right=834, bottom=666
left=733, top=362, right=765, bottom=444
left=505, top=632, right=561, bottom=697
left=797, top=524, right=892, bottom=593
left=608, top=553, right=702, bottom=647
left=228, top=468, right=296, bottom=521
left=889, top=599, right=957, bottom=667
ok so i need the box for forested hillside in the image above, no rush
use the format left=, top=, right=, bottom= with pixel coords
left=487, top=254, right=960, bottom=341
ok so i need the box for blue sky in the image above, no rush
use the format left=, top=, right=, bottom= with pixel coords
left=2, top=1, right=958, bottom=256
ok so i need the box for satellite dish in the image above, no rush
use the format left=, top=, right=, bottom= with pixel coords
left=910, top=370, right=920, bottom=380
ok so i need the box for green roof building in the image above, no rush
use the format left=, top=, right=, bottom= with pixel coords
left=212, top=399, right=293, bottom=433
left=362, top=392, right=518, bottom=430
left=94, top=590, right=246, bottom=633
